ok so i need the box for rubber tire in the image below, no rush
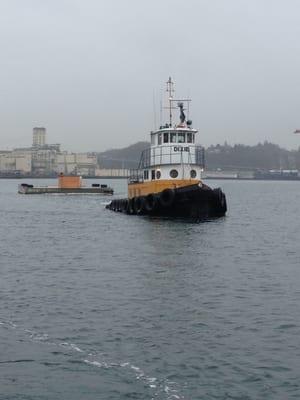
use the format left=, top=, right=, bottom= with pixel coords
left=213, top=188, right=226, bottom=213
left=144, top=193, right=157, bottom=212
left=134, top=196, right=145, bottom=215
left=127, top=198, right=135, bottom=215
left=159, top=188, right=175, bottom=207
left=122, top=199, right=128, bottom=212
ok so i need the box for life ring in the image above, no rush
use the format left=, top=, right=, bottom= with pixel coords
left=159, top=188, right=175, bottom=207
left=144, top=193, right=157, bottom=212
left=134, top=196, right=145, bottom=214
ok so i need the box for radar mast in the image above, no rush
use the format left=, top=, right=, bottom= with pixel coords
left=164, top=77, right=192, bottom=127
left=166, top=77, right=175, bottom=126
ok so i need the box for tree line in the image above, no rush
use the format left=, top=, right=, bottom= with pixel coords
left=97, top=141, right=300, bottom=170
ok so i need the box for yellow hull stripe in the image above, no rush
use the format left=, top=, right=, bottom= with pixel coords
left=128, top=179, right=200, bottom=199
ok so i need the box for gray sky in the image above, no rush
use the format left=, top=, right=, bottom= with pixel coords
left=1, top=0, right=300, bottom=151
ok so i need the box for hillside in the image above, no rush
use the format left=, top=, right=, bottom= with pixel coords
left=206, top=142, right=300, bottom=170
left=97, top=141, right=149, bottom=169
left=97, top=141, right=300, bottom=170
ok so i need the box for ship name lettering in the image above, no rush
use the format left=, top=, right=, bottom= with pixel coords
left=173, top=146, right=190, bottom=152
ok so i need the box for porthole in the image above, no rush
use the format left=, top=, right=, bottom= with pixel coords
left=190, top=169, right=197, bottom=178
left=170, top=169, right=178, bottom=178
left=156, top=170, right=161, bottom=179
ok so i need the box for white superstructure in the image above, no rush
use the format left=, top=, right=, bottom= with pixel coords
left=134, top=77, right=204, bottom=183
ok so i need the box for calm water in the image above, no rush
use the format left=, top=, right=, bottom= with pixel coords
left=0, top=179, right=300, bottom=400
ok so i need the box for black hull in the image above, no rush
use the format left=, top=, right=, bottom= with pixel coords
left=106, top=184, right=227, bottom=219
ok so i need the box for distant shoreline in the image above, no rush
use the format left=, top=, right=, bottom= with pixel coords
left=1, top=176, right=300, bottom=181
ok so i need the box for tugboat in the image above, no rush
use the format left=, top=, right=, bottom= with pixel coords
left=106, top=77, right=227, bottom=219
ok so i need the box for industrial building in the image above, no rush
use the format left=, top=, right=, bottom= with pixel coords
left=0, top=128, right=98, bottom=176
left=32, top=127, right=46, bottom=147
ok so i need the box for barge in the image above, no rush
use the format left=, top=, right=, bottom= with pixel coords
left=106, top=77, right=227, bottom=219
left=18, top=174, right=113, bottom=195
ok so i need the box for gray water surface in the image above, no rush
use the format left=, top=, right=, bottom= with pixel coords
left=0, top=179, right=299, bottom=400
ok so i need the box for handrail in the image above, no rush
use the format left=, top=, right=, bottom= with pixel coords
left=128, top=169, right=144, bottom=184
left=138, top=145, right=205, bottom=169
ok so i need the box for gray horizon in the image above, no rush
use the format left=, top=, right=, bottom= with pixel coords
left=1, top=0, right=300, bottom=152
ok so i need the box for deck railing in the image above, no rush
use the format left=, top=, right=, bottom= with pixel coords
left=128, top=145, right=205, bottom=184
left=138, top=145, right=205, bottom=169
left=128, top=170, right=144, bottom=184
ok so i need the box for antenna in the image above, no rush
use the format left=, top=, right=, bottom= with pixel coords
left=160, top=96, right=162, bottom=127
left=152, top=89, right=157, bottom=131
left=163, top=78, right=192, bottom=126
left=187, top=88, right=190, bottom=120
left=166, top=77, right=175, bottom=126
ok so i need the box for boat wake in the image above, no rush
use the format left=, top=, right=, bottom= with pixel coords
left=0, top=318, right=186, bottom=399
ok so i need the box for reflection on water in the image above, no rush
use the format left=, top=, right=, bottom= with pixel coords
left=0, top=179, right=300, bottom=399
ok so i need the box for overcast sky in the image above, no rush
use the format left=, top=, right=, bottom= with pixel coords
left=1, top=0, right=300, bottom=151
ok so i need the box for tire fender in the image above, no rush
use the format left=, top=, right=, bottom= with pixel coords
left=144, top=193, right=157, bottom=212
left=159, top=188, right=175, bottom=207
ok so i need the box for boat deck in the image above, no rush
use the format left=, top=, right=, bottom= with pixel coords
left=18, top=185, right=113, bottom=195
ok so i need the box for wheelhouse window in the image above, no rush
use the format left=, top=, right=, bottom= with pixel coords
left=178, top=132, right=185, bottom=143
left=170, top=132, right=177, bottom=143
left=151, top=169, right=155, bottom=180
left=158, top=133, right=162, bottom=145
left=151, top=134, right=155, bottom=145
left=187, top=132, right=193, bottom=143
left=163, top=132, right=169, bottom=143
left=144, top=170, right=149, bottom=180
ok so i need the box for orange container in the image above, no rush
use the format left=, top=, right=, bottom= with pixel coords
left=58, top=175, right=82, bottom=188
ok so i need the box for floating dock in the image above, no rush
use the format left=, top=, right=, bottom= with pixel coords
left=18, top=174, right=113, bottom=195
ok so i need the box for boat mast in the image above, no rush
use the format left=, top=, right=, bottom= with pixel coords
left=166, top=77, right=174, bottom=126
